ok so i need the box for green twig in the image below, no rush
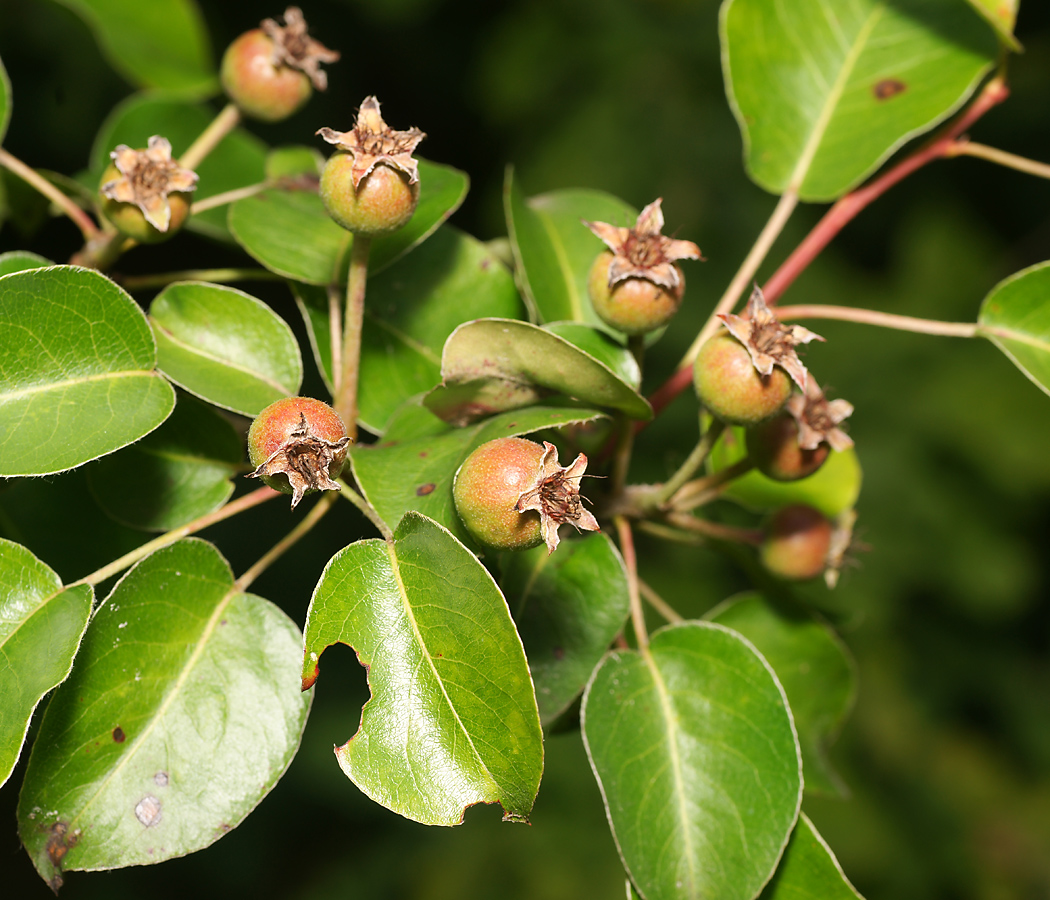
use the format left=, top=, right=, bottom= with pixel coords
left=179, top=102, right=241, bottom=170
left=654, top=420, right=725, bottom=507
left=638, top=578, right=684, bottom=624
left=665, top=511, right=763, bottom=545
left=189, top=182, right=268, bottom=214
left=337, top=478, right=393, bottom=540
left=615, top=515, right=648, bottom=651
left=948, top=139, right=1050, bottom=181
left=775, top=304, right=978, bottom=337
left=337, top=236, right=372, bottom=440
left=0, top=147, right=100, bottom=240
left=670, top=458, right=754, bottom=511
left=235, top=493, right=336, bottom=592
left=120, top=268, right=284, bottom=291
left=73, top=487, right=279, bottom=589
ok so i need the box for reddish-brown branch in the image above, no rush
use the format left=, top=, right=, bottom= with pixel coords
left=642, top=75, right=1009, bottom=424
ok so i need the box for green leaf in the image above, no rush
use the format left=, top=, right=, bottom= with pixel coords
left=0, top=250, right=51, bottom=277
left=294, top=225, right=524, bottom=432
left=721, top=0, right=997, bottom=200
left=265, top=145, right=323, bottom=180
left=424, top=318, right=652, bottom=425
left=17, top=539, right=310, bottom=889
left=707, top=593, right=855, bottom=796
left=582, top=622, right=802, bottom=900
left=149, top=281, right=302, bottom=416
left=0, top=266, right=175, bottom=477
left=55, top=0, right=216, bottom=97
left=0, top=53, right=10, bottom=145
left=710, top=426, right=861, bottom=518
left=760, top=813, right=862, bottom=900
left=0, top=540, right=92, bottom=789
left=90, top=93, right=266, bottom=240
left=302, top=512, right=543, bottom=826
left=87, top=394, right=243, bottom=531
left=499, top=534, right=630, bottom=725
left=964, top=0, right=1020, bottom=51
left=545, top=322, right=641, bottom=390
left=350, top=401, right=607, bottom=544
left=228, top=158, right=469, bottom=285
left=504, top=169, right=637, bottom=324
left=977, top=260, right=1050, bottom=397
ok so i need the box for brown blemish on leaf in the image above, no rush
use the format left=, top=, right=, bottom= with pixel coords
left=45, top=821, right=79, bottom=890
left=416, top=483, right=436, bottom=496
left=873, top=79, right=906, bottom=100
left=553, top=646, right=565, bottom=661
left=112, top=726, right=125, bottom=742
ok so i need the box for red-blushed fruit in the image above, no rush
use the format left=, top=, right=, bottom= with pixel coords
left=221, top=29, right=312, bottom=122
left=693, top=333, right=792, bottom=425
left=587, top=250, right=684, bottom=335
left=453, top=437, right=547, bottom=551
left=319, top=154, right=419, bottom=236
left=747, top=412, right=830, bottom=482
left=247, top=397, right=349, bottom=508
left=97, top=163, right=191, bottom=244
left=760, top=504, right=832, bottom=580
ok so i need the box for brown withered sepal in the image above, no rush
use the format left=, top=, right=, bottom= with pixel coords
left=786, top=376, right=854, bottom=452
left=248, top=413, right=350, bottom=509
left=262, top=6, right=340, bottom=90
left=317, top=96, right=426, bottom=189
left=100, top=136, right=198, bottom=232
left=514, top=441, right=600, bottom=554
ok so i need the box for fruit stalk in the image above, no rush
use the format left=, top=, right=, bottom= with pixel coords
left=336, top=236, right=372, bottom=438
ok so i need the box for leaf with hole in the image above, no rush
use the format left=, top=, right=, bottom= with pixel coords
left=302, top=512, right=543, bottom=826
left=149, top=281, right=302, bottom=416
left=760, top=813, right=863, bottom=899
left=87, top=394, right=243, bottom=531
left=582, top=621, right=802, bottom=900
left=55, top=0, right=216, bottom=96
left=499, top=533, right=629, bottom=725
left=0, top=266, right=175, bottom=477
left=708, top=593, right=855, bottom=796
left=350, top=400, right=607, bottom=545
left=228, top=158, right=468, bottom=285
left=978, top=261, right=1050, bottom=398
left=721, top=0, right=997, bottom=200
left=89, top=93, right=266, bottom=240
left=505, top=169, right=637, bottom=324
left=17, top=539, right=310, bottom=888
left=294, top=225, right=523, bottom=432
left=0, top=540, right=92, bottom=790
left=424, top=318, right=651, bottom=425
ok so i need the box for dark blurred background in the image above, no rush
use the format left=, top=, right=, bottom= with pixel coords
left=2, top=0, right=1050, bottom=897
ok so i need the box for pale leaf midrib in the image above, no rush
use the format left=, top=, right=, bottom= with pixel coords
left=787, top=4, right=885, bottom=192
left=534, top=208, right=583, bottom=322
left=0, top=369, right=157, bottom=404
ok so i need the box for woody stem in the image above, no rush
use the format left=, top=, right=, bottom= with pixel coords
left=179, top=103, right=241, bottom=170
left=235, top=493, right=337, bottom=592
left=337, top=236, right=372, bottom=440
left=615, top=516, right=648, bottom=651
left=0, top=147, right=100, bottom=241
left=775, top=304, right=979, bottom=337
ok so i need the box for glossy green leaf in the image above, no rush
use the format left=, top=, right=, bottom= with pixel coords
left=424, top=318, right=651, bottom=425
left=964, top=0, right=1020, bottom=50
left=294, top=225, right=523, bottom=432
left=87, top=395, right=242, bottom=531
left=149, top=281, right=302, bottom=416
left=90, top=93, right=266, bottom=240
left=55, top=0, right=215, bottom=96
left=710, top=426, right=861, bottom=518
left=18, top=539, right=310, bottom=889
left=0, top=266, right=175, bottom=477
left=760, top=813, right=863, bottom=900
left=499, top=533, right=630, bottom=725
left=229, top=158, right=469, bottom=285
left=582, top=622, right=802, bottom=900
left=721, top=0, right=997, bottom=200
left=350, top=401, right=606, bottom=544
left=708, top=593, right=855, bottom=796
left=302, top=512, right=543, bottom=826
left=0, top=250, right=51, bottom=277
left=265, top=145, right=323, bottom=180
left=545, top=322, right=641, bottom=390
left=977, top=260, right=1050, bottom=397
left=0, top=54, right=10, bottom=145
left=0, top=540, right=92, bottom=789
left=505, top=169, right=637, bottom=324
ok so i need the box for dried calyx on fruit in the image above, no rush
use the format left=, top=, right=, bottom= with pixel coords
left=584, top=199, right=703, bottom=335
left=317, top=96, right=426, bottom=235
left=746, top=378, right=853, bottom=481
left=247, top=398, right=350, bottom=509
left=221, top=6, right=338, bottom=122
left=98, top=136, right=198, bottom=242
left=719, top=285, right=823, bottom=391
left=453, top=437, right=599, bottom=554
